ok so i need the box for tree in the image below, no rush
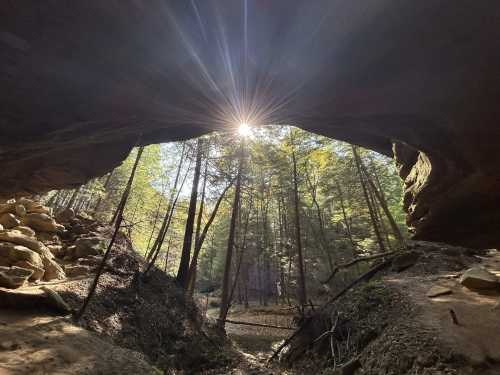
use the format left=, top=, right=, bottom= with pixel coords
left=218, top=140, right=244, bottom=330
left=177, top=138, right=204, bottom=288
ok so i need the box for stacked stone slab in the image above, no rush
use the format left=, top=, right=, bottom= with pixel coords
left=0, top=197, right=66, bottom=288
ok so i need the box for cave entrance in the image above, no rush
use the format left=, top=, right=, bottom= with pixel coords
left=38, top=125, right=406, bottom=354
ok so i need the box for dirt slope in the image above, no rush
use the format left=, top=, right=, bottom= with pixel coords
left=284, top=242, right=500, bottom=375
left=0, top=310, right=157, bottom=375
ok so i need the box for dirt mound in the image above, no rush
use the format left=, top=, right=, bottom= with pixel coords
left=0, top=311, right=158, bottom=375
left=55, top=232, right=231, bottom=374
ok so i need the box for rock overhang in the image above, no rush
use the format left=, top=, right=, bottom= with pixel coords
left=1, top=1, right=500, bottom=248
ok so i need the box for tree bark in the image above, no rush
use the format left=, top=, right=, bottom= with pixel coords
left=359, top=159, right=404, bottom=245
left=145, top=142, right=186, bottom=262
left=292, top=151, right=307, bottom=308
left=177, top=138, right=204, bottom=288
left=218, top=142, right=244, bottom=331
left=110, top=147, right=144, bottom=225
left=352, top=146, right=385, bottom=252
left=186, top=179, right=234, bottom=295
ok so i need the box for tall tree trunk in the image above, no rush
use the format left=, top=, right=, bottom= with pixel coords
left=145, top=142, right=186, bottom=262
left=352, top=146, right=385, bottom=252
left=359, top=160, right=405, bottom=245
left=66, top=186, right=82, bottom=211
left=218, top=142, right=244, bottom=331
left=75, top=145, right=143, bottom=320
left=336, top=182, right=356, bottom=248
left=110, top=147, right=144, bottom=225
left=305, top=171, right=335, bottom=273
left=186, top=179, right=234, bottom=295
left=177, top=138, right=204, bottom=288
left=292, top=151, right=307, bottom=308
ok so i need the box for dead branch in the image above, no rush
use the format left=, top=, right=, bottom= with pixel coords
left=269, top=257, right=394, bottom=362
left=222, top=319, right=294, bottom=330
left=322, top=250, right=398, bottom=284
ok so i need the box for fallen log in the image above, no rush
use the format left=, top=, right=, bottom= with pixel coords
left=322, top=250, right=398, bottom=284
left=222, top=319, right=294, bottom=330
left=269, top=257, right=395, bottom=362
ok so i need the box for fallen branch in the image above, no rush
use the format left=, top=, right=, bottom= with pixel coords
left=222, top=319, right=294, bottom=330
left=269, top=257, right=394, bottom=362
left=322, top=250, right=398, bottom=284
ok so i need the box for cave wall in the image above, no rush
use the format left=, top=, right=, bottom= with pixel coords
left=1, top=1, right=500, bottom=247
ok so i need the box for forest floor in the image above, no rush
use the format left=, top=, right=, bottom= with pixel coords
left=205, top=305, right=298, bottom=374
left=2, top=233, right=500, bottom=374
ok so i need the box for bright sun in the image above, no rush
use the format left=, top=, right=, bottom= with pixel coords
left=238, top=122, right=252, bottom=137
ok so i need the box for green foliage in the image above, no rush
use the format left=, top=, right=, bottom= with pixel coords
left=48, top=126, right=406, bottom=302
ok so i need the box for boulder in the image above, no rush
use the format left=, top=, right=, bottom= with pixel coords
left=15, top=204, right=27, bottom=217
left=0, top=242, right=43, bottom=267
left=55, top=207, right=75, bottom=223
left=13, top=226, right=36, bottom=238
left=22, top=213, right=64, bottom=233
left=71, top=236, right=107, bottom=259
left=0, top=203, right=15, bottom=215
left=64, top=265, right=94, bottom=277
left=41, top=256, right=65, bottom=281
left=47, top=245, right=65, bottom=258
left=16, top=198, right=38, bottom=212
left=29, top=205, right=52, bottom=215
left=0, top=213, right=20, bottom=229
left=13, top=260, right=44, bottom=281
left=36, top=231, right=61, bottom=245
left=460, top=267, right=499, bottom=290
left=0, top=230, right=44, bottom=253
left=77, top=255, right=103, bottom=267
left=391, top=251, right=420, bottom=272
left=0, top=266, right=33, bottom=288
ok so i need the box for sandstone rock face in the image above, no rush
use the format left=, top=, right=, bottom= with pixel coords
left=0, top=242, right=43, bottom=267
left=22, top=213, right=64, bottom=233
left=0, top=266, right=33, bottom=288
left=13, top=260, right=44, bottom=281
left=0, top=230, right=43, bottom=253
left=15, top=204, right=27, bottom=217
left=0, top=213, right=20, bottom=229
left=13, top=226, right=35, bottom=238
left=1, top=3, right=500, bottom=248
left=460, top=267, right=499, bottom=290
left=64, top=265, right=95, bottom=277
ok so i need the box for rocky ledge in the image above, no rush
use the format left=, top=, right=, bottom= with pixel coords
left=0, top=197, right=108, bottom=289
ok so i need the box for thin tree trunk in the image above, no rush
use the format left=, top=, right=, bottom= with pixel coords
left=186, top=179, right=234, bottom=295
left=305, top=171, right=335, bottom=273
left=94, top=171, right=114, bottom=213
left=144, top=165, right=190, bottom=274
left=352, top=146, right=385, bottom=252
left=145, top=143, right=186, bottom=262
left=74, top=146, right=143, bottom=320
left=218, top=142, right=244, bottom=331
left=360, top=160, right=404, bottom=245
left=336, top=182, right=356, bottom=248
left=292, top=151, right=307, bottom=308
left=66, top=186, right=82, bottom=211
left=110, top=147, right=144, bottom=225
left=177, top=138, right=204, bottom=288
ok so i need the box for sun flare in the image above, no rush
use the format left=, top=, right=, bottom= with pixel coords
left=238, top=122, right=252, bottom=137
